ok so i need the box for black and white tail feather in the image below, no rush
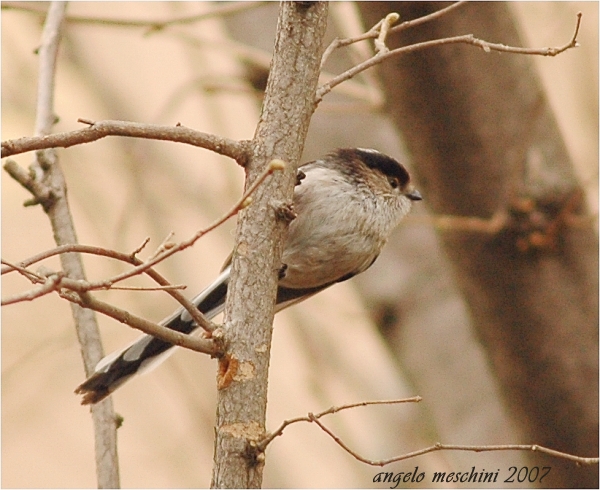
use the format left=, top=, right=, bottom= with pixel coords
left=75, top=148, right=422, bottom=404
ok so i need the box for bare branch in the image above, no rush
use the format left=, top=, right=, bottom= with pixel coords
left=406, top=189, right=590, bottom=255
left=1, top=258, right=46, bottom=282
left=130, top=236, right=151, bottom=257
left=62, top=290, right=219, bottom=356
left=3, top=160, right=280, bottom=334
left=2, top=273, right=63, bottom=305
left=3, top=251, right=218, bottom=353
left=311, top=415, right=599, bottom=466
left=316, top=9, right=582, bottom=104
left=388, top=1, right=467, bottom=35
left=3, top=159, right=53, bottom=207
left=468, top=11, right=581, bottom=56
left=256, top=395, right=598, bottom=467
left=72, top=158, right=280, bottom=289
left=2, top=119, right=249, bottom=161
left=430, top=443, right=598, bottom=466
left=2, top=1, right=270, bottom=32
left=107, top=284, right=187, bottom=292
left=23, top=2, right=121, bottom=487
left=2, top=242, right=214, bottom=333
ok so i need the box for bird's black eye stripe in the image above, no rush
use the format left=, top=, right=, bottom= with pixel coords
left=357, top=149, right=410, bottom=187
left=336, top=148, right=410, bottom=188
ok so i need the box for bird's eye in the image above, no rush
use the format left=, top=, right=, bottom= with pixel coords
left=388, top=176, right=400, bottom=189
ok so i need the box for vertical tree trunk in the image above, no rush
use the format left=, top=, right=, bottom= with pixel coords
left=358, top=3, right=598, bottom=487
left=211, top=3, right=328, bottom=488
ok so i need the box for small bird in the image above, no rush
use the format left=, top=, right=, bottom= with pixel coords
left=75, top=148, right=422, bottom=404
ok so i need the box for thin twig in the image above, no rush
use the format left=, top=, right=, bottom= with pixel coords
left=3, top=159, right=57, bottom=207
left=320, top=2, right=467, bottom=68
left=257, top=397, right=422, bottom=450
left=2, top=160, right=280, bottom=338
left=64, top=159, right=281, bottom=290
left=147, top=231, right=176, bottom=261
left=2, top=273, right=63, bottom=305
left=1, top=258, right=46, bottom=282
left=374, top=13, right=399, bottom=54
left=389, top=1, right=467, bottom=35
left=431, top=443, right=598, bottom=466
left=108, top=284, right=187, bottom=292
left=313, top=418, right=599, bottom=467
left=130, top=236, right=151, bottom=257
left=3, top=255, right=218, bottom=353
left=2, top=242, right=215, bottom=333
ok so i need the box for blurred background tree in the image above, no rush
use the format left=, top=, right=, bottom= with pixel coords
left=2, top=2, right=597, bottom=487
left=356, top=2, right=598, bottom=488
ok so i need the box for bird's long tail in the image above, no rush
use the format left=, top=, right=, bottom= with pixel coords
left=75, top=269, right=230, bottom=405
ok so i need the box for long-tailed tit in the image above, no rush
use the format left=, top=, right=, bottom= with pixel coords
left=76, top=148, right=422, bottom=404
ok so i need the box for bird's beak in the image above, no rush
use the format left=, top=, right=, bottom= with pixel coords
left=407, top=188, right=423, bottom=201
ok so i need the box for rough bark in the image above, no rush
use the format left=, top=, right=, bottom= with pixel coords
left=211, top=3, right=328, bottom=488
left=358, top=2, right=598, bottom=487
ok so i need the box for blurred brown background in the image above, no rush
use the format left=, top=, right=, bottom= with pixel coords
left=2, top=2, right=597, bottom=488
